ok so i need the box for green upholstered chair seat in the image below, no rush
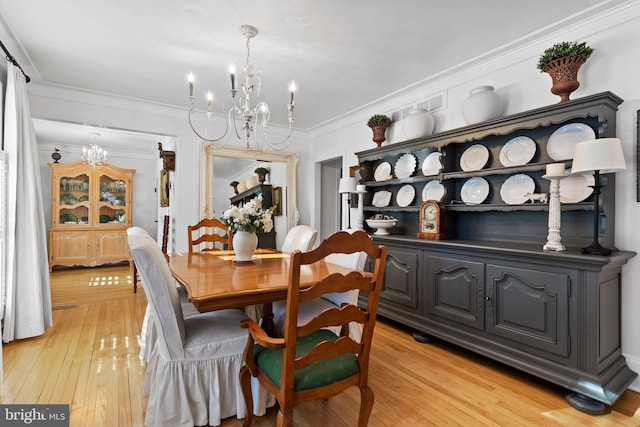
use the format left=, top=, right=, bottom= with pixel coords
left=254, top=329, right=359, bottom=391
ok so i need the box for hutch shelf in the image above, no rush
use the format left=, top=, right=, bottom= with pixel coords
left=48, top=161, right=135, bottom=270
left=356, top=92, right=636, bottom=413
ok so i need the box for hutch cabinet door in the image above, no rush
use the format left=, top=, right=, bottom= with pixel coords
left=49, top=231, right=95, bottom=268
left=94, top=230, right=130, bottom=265
left=426, top=254, right=484, bottom=331
left=485, top=264, right=570, bottom=357
left=378, top=246, right=421, bottom=313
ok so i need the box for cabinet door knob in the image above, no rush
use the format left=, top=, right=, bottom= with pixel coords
left=485, top=296, right=492, bottom=301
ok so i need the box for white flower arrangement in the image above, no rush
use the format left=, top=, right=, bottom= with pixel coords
left=220, top=196, right=274, bottom=234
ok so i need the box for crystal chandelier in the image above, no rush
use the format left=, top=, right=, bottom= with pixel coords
left=82, top=132, right=107, bottom=168
left=187, top=25, right=295, bottom=151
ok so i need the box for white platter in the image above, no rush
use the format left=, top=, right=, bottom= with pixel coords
left=560, top=169, right=594, bottom=203
left=422, top=152, right=442, bottom=176
left=396, top=184, right=416, bottom=207
left=461, top=177, right=490, bottom=205
left=422, top=180, right=445, bottom=202
left=500, top=174, right=535, bottom=205
left=374, top=162, right=392, bottom=181
left=546, top=123, right=595, bottom=161
left=395, top=153, right=416, bottom=179
left=500, top=136, right=536, bottom=167
left=372, top=190, right=392, bottom=207
left=460, top=144, right=490, bottom=172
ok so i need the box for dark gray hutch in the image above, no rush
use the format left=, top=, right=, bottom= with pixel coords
left=356, top=92, right=636, bottom=413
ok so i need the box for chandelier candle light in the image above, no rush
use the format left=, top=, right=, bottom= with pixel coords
left=82, top=132, right=107, bottom=168
left=187, top=25, right=296, bottom=152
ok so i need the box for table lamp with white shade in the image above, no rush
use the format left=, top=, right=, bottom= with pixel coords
left=338, top=177, right=357, bottom=230
left=571, top=137, right=626, bottom=256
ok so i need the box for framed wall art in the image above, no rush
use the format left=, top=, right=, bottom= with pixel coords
left=272, top=186, right=283, bottom=216
left=160, top=169, right=170, bottom=207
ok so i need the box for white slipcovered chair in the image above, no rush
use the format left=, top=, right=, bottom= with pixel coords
left=272, top=230, right=368, bottom=340
left=128, top=228, right=250, bottom=427
left=128, top=227, right=198, bottom=364
left=280, top=224, right=318, bottom=253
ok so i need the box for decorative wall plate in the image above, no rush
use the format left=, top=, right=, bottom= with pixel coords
left=460, top=177, right=490, bottom=204
left=546, top=123, right=595, bottom=161
left=396, top=185, right=416, bottom=207
left=422, top=180, right=446, bottom=202
left=372, top=190, right=392, bottom=207
left=500, top=174, right=535, bottom=205
left=374, top=162, right=392, bottom=181
left=500, top=136, right=537, bottom=167
left=460, top=144, right=490, bottom=172
left=422, top=152, right=442, bottom=176
left=560, top=169, right=595, bottom=203
left=395, top=153, right=417, bottom=179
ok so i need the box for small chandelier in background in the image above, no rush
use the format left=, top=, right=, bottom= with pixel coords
left=187, top=24, right=296, bottom=152
left=82, top=132, right=107, bottom=168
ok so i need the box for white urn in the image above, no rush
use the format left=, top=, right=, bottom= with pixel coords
left=402, top=107, right=435, bottom=140
left=461, top=85, right=503, bottom=125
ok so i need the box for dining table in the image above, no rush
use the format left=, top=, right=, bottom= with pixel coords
left=168, top=249, right=359, bottom=334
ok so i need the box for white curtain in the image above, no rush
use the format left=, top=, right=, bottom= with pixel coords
left=2, top=61, right=52, bottom=342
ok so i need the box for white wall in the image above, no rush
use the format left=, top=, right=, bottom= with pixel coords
left=301, top=1, right=640, bottom=391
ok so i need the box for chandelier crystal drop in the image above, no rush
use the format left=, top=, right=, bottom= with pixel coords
left=187, top=25, right=295, bottom=152
left=82, top=132, right=107, bottom=168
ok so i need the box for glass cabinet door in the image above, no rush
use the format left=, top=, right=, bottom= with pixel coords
left=97, top=173, right=128, bottom=225
left=58, top=173, right=90, bottom=225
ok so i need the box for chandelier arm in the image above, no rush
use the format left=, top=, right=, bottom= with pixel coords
left=188, top=108, right=230, bottom=143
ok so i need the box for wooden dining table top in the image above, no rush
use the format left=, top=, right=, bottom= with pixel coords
left=168, top=249, right=357, bottom=313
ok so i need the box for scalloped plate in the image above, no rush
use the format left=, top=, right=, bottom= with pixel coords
left=500, top=136, right=537, bottom=167
left=395, top=153, right=416, bottom=179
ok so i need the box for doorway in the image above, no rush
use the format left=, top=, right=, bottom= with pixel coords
left=318, top=157, right=342, bottom=241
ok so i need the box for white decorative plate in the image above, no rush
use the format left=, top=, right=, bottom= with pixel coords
left=460, top=177, right=490, bottom=205
left=372, top=191, right=392, bottom=207
left=500, top=136, right=537, bottom=167
left=395, top=153, right=416, bottom=179
left=422, top=152, right=442, bottom=176
left=374, top=162, right=392, bottom=181
left=500, top=174, right=535, bottom=205
left=546, top=123, right=595, bottom=161
left=422, top=180, right=445, bottom=202
left=396, top=185, right=416, bottom=207
left=560, top=169, right=594, bottom=203
left=460, top=144, right=490, bottom=172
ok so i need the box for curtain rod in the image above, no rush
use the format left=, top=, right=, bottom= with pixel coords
left=0, top=39, right=30, bottom=83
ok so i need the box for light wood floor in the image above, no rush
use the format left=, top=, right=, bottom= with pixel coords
left=2, top=265, right=640, bottom=426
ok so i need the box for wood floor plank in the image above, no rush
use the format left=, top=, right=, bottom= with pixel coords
left=2, top=265, right=639, bottom=426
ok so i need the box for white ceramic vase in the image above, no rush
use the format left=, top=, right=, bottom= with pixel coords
left=402, top=107, right=435, bottom=140
left=461, top=85, right=503, bottom=125
left=233, top=231, right=258, bottom=261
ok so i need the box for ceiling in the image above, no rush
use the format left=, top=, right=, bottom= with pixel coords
left=0, top=0, right=624, bottom=149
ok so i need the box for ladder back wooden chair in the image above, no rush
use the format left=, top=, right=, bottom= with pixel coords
left=188, top=218, right=233, bottom=253
left=239, top=230, right=388, bottom=427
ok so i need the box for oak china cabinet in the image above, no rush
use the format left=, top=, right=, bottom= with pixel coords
left=357, top=92, right=636, bottom=413
left=48, top=161, right=135, bottom=270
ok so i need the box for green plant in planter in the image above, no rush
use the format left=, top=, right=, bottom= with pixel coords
left=367, top=114, right=392, bottom=127
left=537, top=41, right=594, bottom=102
left=254, top=167, right=269, bottom=174
left=537, top=41, right=594, bottom=71
left=230, top=180, right=239, bottom=187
